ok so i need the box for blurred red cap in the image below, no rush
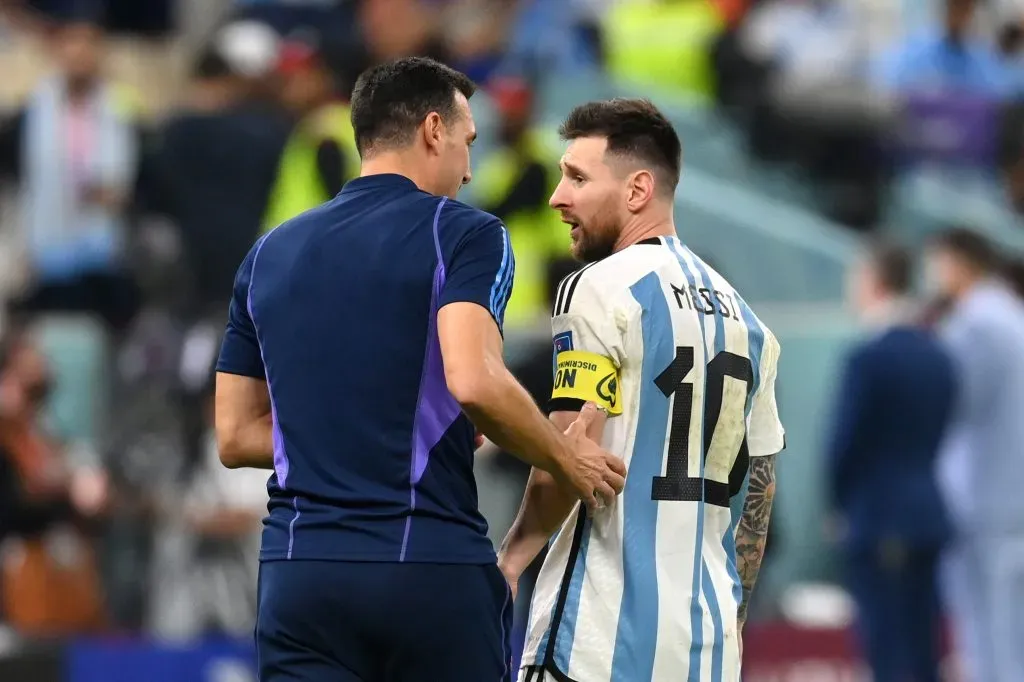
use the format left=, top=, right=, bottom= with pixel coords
left=488, top=77, right=533, bottom=117
left=277, top=39, right=320, bottom=75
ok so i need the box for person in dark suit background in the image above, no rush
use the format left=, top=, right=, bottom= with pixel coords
left=826, top=241, right=956, bottom=682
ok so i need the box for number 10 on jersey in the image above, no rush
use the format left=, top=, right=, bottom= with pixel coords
left=651, top=346, right=754, bottom=507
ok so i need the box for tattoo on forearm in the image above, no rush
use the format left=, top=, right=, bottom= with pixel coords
left=735, top=453, right=777, bottom=627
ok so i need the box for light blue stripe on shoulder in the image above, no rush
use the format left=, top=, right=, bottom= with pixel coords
left=495, top=237, right=515, bottom=321
left=489, top=223, right=511, bottom=318
left=609, top=271, right=672, bottom=681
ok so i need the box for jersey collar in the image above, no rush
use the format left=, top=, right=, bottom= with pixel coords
left=341, top=173, right=419, bottom=193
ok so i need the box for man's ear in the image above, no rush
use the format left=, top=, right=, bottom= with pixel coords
left=421, top=111, right=445, bottom=154
left=625, top=170, right=656, bottom=213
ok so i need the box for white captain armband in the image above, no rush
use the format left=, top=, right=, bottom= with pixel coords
left=549, top=350, right=622, bottom=415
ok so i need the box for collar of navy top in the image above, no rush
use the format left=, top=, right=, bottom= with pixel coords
left=341, top=173, right=419, bottom=193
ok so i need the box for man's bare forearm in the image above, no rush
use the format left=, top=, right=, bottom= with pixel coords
left=735, top=453, right=777, bottom=627
left=457, top=368, right=572, bottom=476
left=215, top=373, right=275, bottom=470
left=499, top=467, right=577, bottom=578
left=218, top=414, right=275, bottom=470
left=498, top=411, right=605, bottom=579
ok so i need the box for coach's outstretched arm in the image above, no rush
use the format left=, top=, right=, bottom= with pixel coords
left=438, top=304, right=624, bottom=512
left=498, top=405, right=607, bottom=599
left=497, top=264, right=627, bottom=597
left=436, top=215, right=623, bottom=511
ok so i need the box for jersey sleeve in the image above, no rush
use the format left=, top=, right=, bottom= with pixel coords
left=438, top=216, right=515, bottom=334
left=548, top=268, right=626, bottom=415
left=216, top=241, right=266, bottom=379
left=747, top=331, right=785, bottom=457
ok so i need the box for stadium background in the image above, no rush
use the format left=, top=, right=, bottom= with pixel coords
left=0, top=0, right=1017, bottom=679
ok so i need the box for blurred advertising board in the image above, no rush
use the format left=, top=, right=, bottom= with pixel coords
left=743, top=623, right=960, bottom=682
left=67, top=638, right=256, bottom=682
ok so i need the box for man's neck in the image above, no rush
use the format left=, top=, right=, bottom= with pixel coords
left=613, top=210, right=676, bottom=253
left=189, top=81, right=237, bottom=112
left=360, top=153, right=434, bottom=194
left=952, top=273, right=989, bottom=302
left=64, top=76, right=97, bottom=102
left=863, top=296, right=913, bottom=328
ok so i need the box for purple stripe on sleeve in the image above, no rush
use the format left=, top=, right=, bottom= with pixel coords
left=246, top=234, right=291, bottom=489
left=400, top=198, right=463, bottom=561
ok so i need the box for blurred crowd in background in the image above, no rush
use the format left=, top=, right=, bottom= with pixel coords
left=0, top=0, right=1022, bottom=680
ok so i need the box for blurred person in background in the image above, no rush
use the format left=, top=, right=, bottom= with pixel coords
left=877, top=0, right=1023, bottom=182
left=827, top=241, right=955, bottom=682
left=441, top=0, right=510, bottom=84
left=233, top=0, right=354, bottom=37
left=474, top=77, right=571, bottom=330
left=148, top=370, right=266, bottom=641
left=501, top=0, right=604, bottom=77
left=874, top=0, right=1013, bottom=99
left=233, top=0, right=376, bottom=103
left=737, top=0, right=891, bottom=229
left=600, top=0, right=724, bottom=97
left=260, top=32, right=359, bottom=233
left=213, top=18, right=293, bottom=114
left=141, top=24, right=290, bottom=493
left=1003, top=255, right=1024, bottom=299
left=997, top=101, right=1024, bottom=216
left=0, top=6, right=142, bottom=336
left=145, top=26, right=288, bottom=321
left=926, top=228, right=1024, bottom=682
left=357, top=0, right=450, bottom=66
left=0, top=324, right=109, bottom=636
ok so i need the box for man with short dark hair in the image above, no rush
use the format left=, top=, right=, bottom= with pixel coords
left=926, top=227, right=1024, bottom=682
left=498, top=98, right=786, bottom=681
left=828, top=240, right=955, bottom=682
left=213, top=57, right=625, bottom=682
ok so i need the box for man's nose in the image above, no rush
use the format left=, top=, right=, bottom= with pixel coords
left=549, top=181, right=568, bottom=209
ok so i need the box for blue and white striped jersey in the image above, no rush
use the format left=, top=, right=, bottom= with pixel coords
left=521, top=235, right=784, bottom=682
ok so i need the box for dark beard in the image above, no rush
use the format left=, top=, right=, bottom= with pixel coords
left=574, top=226, right=618, bottom=263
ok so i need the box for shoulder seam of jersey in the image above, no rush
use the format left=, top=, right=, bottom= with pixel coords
left=430, top=196, right=449, bottom=269
left=553, top=262, right=597, bottom=316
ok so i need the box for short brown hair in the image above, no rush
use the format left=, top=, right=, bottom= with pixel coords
left=558, top=98, right=682, bottom=196
left=930, top=227, right=998, bottom=274
left=867, top=239, right=913, bottom=295
left=351, top=57, right=475, bottom=157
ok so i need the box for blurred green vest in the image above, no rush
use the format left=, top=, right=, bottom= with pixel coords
left=603, top=0, right=724, bottom=98
left=262, top=102, right=360, bottom=233
left=473, top=130, right=570, bottom=329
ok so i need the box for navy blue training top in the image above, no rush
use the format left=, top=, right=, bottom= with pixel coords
left=215, top=174, right=514, bottom=564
